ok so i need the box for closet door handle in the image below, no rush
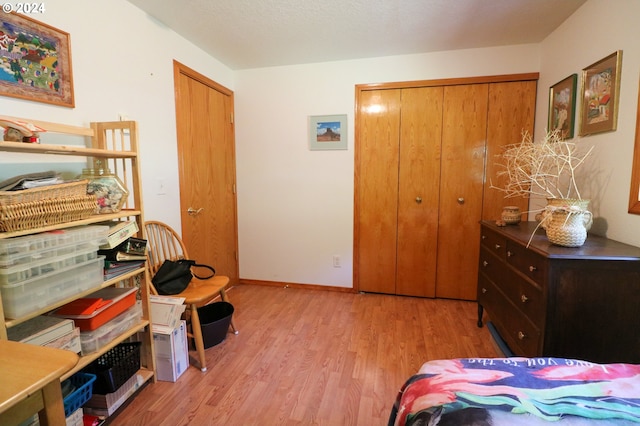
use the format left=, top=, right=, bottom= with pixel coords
left=187, top=207, right=204, bottom=216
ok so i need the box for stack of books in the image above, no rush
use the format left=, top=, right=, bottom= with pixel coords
left=103, top=259, right=145, bottom=280
left=97, top=220, right=147, bottom=280
left=7, top=315, right=81, bottom=353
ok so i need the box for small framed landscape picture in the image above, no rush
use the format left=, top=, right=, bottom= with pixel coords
left=548, top=74, right=577, bottom=140
left=579, top=50, right=622, bottom=136
left=309, top=114, right=347, bottom=150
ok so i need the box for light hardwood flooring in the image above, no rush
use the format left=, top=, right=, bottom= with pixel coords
left=111, top=284, right=499, bottom=425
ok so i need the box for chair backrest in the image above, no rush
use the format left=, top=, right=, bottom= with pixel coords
left=144, top=221, right=189, bottom=277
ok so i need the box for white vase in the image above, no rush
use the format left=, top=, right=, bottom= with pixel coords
left=542, top=198, right=592, bottom=247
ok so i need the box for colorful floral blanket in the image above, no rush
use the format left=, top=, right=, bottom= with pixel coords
left=389, top=358, right=640, bottom=426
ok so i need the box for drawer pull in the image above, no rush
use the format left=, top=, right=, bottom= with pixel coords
left=495, top=244, right=501, bottom=250
left=481, top=287, right=487, bottom=294
left=483, top=260, right=489, bottom=267
left=521, top=294, right=529, bottom=303
left=482, top=235, right=486, bottom=240
left=507, top=251, right=513, bottom=257
left=529, top=265, right=537, bottom=272
left=518, top=331, right=526, bottom=340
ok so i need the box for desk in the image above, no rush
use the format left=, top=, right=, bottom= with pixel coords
left=0, top=340, right=78, bottom=426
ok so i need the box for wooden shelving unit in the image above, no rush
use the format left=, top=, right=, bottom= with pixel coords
left=0, top=115, right=156, bottom=399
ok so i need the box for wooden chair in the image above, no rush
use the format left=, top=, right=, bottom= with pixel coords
left=144, top=220, right=238, bottom=372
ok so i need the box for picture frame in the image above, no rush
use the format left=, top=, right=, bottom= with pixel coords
left=309, top=114, right=347, bottom=150
left=0, top=12, right=74, bottom=107
left=548, top=74, right=577, bottom=139
left=579, top=50, right=622, bottom=136
left=627, top=74, right=640, bottom=215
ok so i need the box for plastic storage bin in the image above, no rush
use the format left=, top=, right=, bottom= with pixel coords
left=80, top=303, right=142, bottom=354
left=62, top=372, right=97, bottom=417
left=53, top=287, right=137, bottom=331
left=0, top=244, right=100, bottom=286
left=198, top=301, right=234, bottom=348
left=0, top=256, right=104, bottom=319
left=0, top=225, right=108, bottom=260
left=84, top=342, right=141, bottom=394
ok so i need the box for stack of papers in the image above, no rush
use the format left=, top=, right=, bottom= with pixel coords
left=149, top=295, right=186, bottom=334
left=0, top=171, right=64, bottom=191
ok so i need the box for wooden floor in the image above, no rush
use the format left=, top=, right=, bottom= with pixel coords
left=111, top=284, right=499, bottom=425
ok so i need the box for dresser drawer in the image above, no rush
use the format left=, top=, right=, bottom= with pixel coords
left=478, top=275, right=541, bottom=357
left=479, top=248, right=545, bottom=325
left=480, top=226, right=507, bottom=259
left=478, top=247, right=506, bottom=284
left=506, top=240, right=547, bottom=283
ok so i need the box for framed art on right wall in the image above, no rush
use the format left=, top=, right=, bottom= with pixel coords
left=579, top=50, right=622, bottom=136
left=549, top=74, right=577, bottom=139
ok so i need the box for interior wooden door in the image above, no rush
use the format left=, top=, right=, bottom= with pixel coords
left=173, top=61, right=240, bottom=285
left=395, top=87, right=443, bottom=297
left=356, top=89, right=401, bottom=294
left=435, top=84, right=488, bottom=300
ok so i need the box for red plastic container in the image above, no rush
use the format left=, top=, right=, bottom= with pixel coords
left=53, top=287, right=137, bottom=331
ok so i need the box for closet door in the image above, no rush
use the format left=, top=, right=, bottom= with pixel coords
left=357, top=89, right=401, bottom=294
left=395, top=87, right=443, bottom=297
left=483, top=81, right=537, bottom=221
left=435, top=84, right=488, bottom=300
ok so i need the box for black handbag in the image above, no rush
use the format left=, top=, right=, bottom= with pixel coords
left=152, top=259, right=216, bottom=295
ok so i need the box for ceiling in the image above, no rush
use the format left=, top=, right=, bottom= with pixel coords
left=127, top=0, right=587, bottom=70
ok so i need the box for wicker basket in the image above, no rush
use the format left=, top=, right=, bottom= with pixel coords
left=0, top=180, right=97, bottom=232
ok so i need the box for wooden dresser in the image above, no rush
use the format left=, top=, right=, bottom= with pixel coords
left=477, top=220, right=640, bottom=364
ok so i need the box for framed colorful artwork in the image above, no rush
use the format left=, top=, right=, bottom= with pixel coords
left=627, top=74, right=640, bottom=215
left=0, top=12, right=74, bottom=107
left=548, top=74, right=577, bottom=139
left=579, top=51, right=622, bottom=136
left=309, top=114, right=347, bottom=150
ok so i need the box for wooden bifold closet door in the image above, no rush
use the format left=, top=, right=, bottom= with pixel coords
left=355, top=76, right=536, bottom=300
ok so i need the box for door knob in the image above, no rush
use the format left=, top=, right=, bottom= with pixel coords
left=415, top=196, right=422, bottom=204
left=187, top=207, right=204, bottom=216
left=457, top=197, right=465, bottom=204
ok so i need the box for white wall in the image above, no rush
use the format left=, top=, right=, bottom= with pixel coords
left=0, top=0, right=234, bottom=232
left=4, top=0, right=638, bottom=290
left=234, top=45, right=541, bottom=288
left=535, top=0, right=640, bottom=245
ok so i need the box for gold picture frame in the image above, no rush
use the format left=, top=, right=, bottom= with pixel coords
left=0, top=12, right=74, bottom=107
left=548, top=74, right=577, bottom=140
left=579, top=50, right=622, bottom=136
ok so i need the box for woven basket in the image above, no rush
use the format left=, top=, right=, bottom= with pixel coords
left=544, top=199, right=592, bottom=247
left=0, top=180, right=90, bottom=205
left=0, top=180, right=97, bottom=232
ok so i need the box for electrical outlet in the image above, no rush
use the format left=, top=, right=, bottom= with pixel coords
left=333, top=255, right=341, bottom=268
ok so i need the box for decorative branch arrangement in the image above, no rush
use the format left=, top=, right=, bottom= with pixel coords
left=491, top=130, right=594, bottom=200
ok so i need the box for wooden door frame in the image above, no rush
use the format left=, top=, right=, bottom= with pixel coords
left=172, top=60, right=240, bottom=284
left=353, top=73, right=539, bottom=293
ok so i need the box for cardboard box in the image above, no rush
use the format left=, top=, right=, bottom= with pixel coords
left=84, top=373, right=144, bottom=416
left=153, top=320, right=188, bottom=382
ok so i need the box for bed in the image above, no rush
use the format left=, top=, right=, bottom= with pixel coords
left=389, top=357, right=640, bottom=425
